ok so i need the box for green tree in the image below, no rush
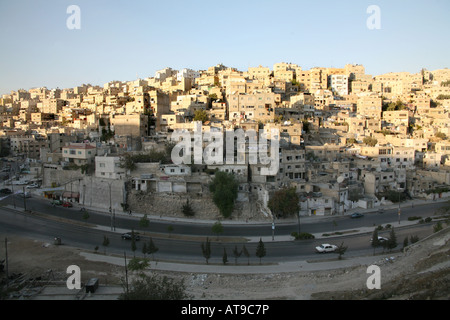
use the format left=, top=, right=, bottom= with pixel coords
left=142, top=242, right=148, bottom=258
left=255, top=238, right=266, bottom=265
left=209, top=171, right=239, bottom=219
left=82, top=210, right=90, bottom=221
left=193, top=109, right=209, bottom=123
left=139, top=214, right=150, bottom=228
left=119, top=273, right=190, bottom=300
left=131, top=230, right=137, bottom=257
left=119, top=153, right=136, bottom=171
left=201, top=237, right=211, bottom=264
left=212, top=221, right=224, bottom=240
left=386, top=227, right=397, bottom=251
left=167, top=225, right=174, bottom=237
left=402, top=237, right=409, bottom=252
left=222, top=248, right=228, bottom=265
left=363, top=136, right=378, bottom=147
left=147, top=237, right=159, bottom=261
left=267, top=187, right=299, bottom=218
left=242, top=245, right=250, bottom=265
left=433, top=221, right=443, bottom=233
left=102, top=235, right=110, bottom=254
left=232, top=245, right=242, bottom=265
left=336, top=242, right=348, bottom=260
left=182, top=199, right=195, bottom=217
left=127, top=257, right=150, bottom=271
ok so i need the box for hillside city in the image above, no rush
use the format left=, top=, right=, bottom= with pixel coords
left=1, top=63, right=450, bottom=219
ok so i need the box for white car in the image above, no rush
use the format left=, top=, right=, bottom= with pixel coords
left=315, top=244, right=338, bottom=253
left=370, top=236, right=389, bottom=243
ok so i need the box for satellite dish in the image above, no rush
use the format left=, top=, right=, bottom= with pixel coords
left=337, top=176, right=345, bottom=183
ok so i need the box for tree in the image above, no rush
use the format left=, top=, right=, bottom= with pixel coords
left=267, top=187, right=299, bottom=219
left=127, top=257, right=150, bottom=271
left=232, top=245, right=242, bottom=265
left=363, top=136, right=378, bottom=147
left=193, top=109, right=209, bottom=124
left=131, top=230, right=137, bottom=257
left=222, top=248, right=228, bottom=265
left=182, top=199, right=195, bottom=217
left=371, top=228, right=381, bottom=255
left=201, top=237, right=211, bottom=264
left=386, top=227, right=397, bottom=251
left=212, top=221, right=224, bottom=240
left=336, top=242, right=348, bottom=260
left=433, top=221, right=443, bottom=233
left=119, top=273, right=190, bottom=300
left=119, top=153, right=136, bottom=171
left=142, top=242, right=148, bottom=258
left=102, top=235, right=110, bottom=254
left=82, top=210, right=90, bottom=221
left=209, top=171, right=239, bottom=218
left=255, top=238, right=266, bottom=265
left=167, top=225, right=174, bottom=237
left=402, top=237, right=409, bottom=252
left=242, top=245, right=250, bottom=265
left=139, top=214, right=150, bottom=228
left=146, top=238, right=159, bottom=261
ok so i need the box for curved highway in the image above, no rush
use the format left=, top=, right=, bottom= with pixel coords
left=0, top=195, right=446, bottom=264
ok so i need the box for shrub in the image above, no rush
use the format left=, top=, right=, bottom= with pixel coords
left=410, top=235, right=419, bottom=243
left=127, top=257, right=150, bottom=271
left=433, top=221, right=443, bottom=233
left=291, top=232, right=315, bottom=240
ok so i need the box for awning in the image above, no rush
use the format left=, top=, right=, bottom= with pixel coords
left=62, top=191, right=80, bottom=199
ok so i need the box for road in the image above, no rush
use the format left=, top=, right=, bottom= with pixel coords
left=1, top=194, right=446, bottom=238
left=0, top=195, right=445, bottom=264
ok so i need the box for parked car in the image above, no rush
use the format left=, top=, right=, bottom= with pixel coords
left=121, top=232, right=140, bottom=241
left=26, top=183, right=40, bottom=189
left=52, top=199, right=63, bottom=206
left=315, top=243, right=338, bottom=253
left=350, top=212, right=364, bottom=219
left=371, top=236, right=389, bottom=243
left=0, top=188, right=12, bottom=194
left=62, top=202, right=73, bottom=208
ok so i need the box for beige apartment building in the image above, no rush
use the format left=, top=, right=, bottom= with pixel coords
left=357, top=96, right=382, bottom=119
left=37, top=99, right=65, bottom=114
left=248, top=65, right=271, bottom=80
left=227, top=92, right=281, bottom=123
left=382, top=110, right=410, bottom=131
left=62, top=143, right=97, bottom=165
left=329, top=74, right=349, bottom=96
left=111, top=113, right=149, bottom=137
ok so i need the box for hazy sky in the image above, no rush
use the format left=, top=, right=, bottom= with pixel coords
left=0, top=0, right=449, bottom=95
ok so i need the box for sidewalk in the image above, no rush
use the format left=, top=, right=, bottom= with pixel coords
left=79, top=251, right=390, bottom=274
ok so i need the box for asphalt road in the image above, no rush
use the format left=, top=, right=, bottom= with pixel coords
left=2, top=194, right=446, bottom=238
left=0, top=196, right=443, bottom=264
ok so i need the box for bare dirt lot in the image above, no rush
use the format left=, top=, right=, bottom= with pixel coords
left=1, top=227, right=449, bottom=300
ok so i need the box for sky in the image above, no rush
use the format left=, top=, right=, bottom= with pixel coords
left=0, top=0, right=449, bottom=95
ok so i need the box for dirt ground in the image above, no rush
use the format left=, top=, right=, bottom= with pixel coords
left=1, top=227, right=449, bottom=300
